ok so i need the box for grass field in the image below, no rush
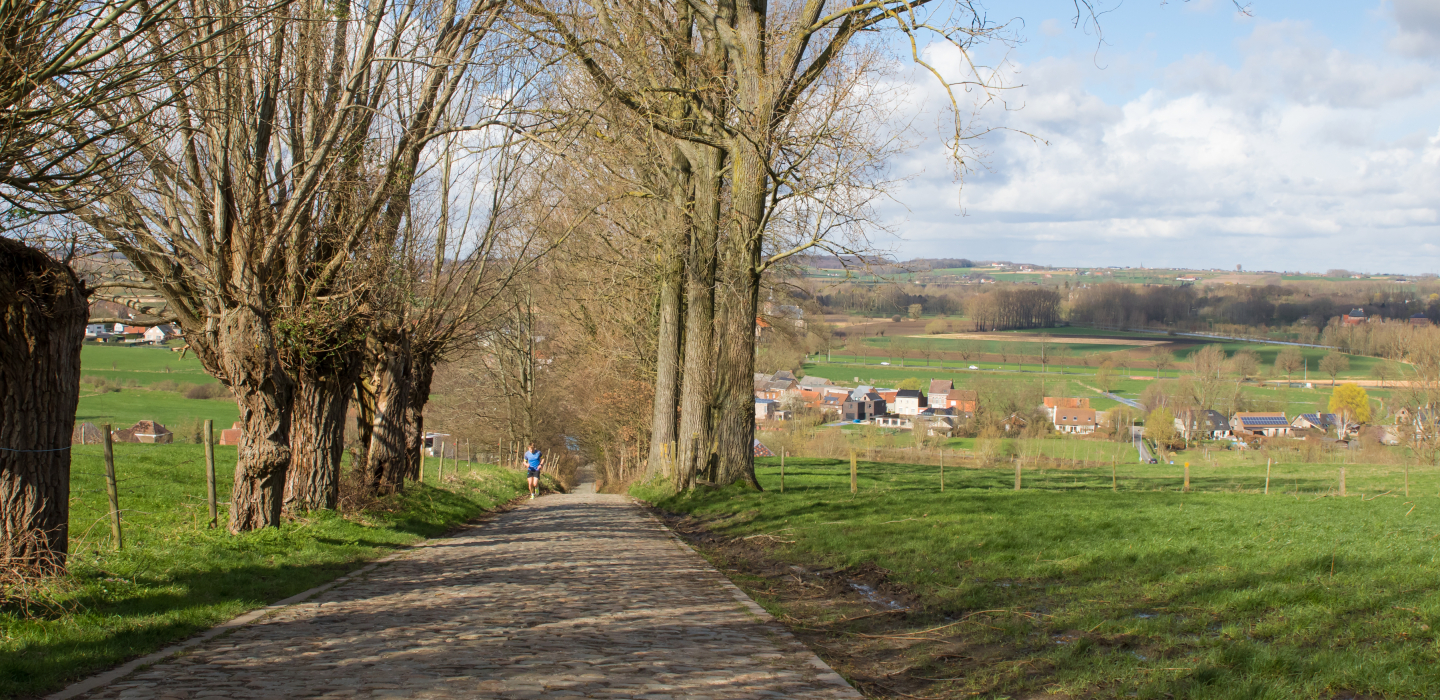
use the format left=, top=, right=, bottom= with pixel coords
left=75, top=390, right=240, bottom=434
left=1, top=445, right=543, bottom=698
left=75, top=344, right=237, bottom=430
left=79, top=343, right=219, bottom=387
left=641, top=457, right=1440, bottom=698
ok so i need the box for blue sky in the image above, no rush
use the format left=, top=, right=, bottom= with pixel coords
left=874, top=0, right=1440, bottom=273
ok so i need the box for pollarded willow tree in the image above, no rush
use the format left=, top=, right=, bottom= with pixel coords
left=517, top=0, right=1005, bottom=490
left=72, top=0, right=533, bottom=531
left=0, top=0, right=220, bottom=571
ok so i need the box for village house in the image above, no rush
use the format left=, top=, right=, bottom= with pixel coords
left=927, top=379, right=953, bottom=399
left=873, top=414, right=913, bottom=429
left=939, top=389, right=979, bottom=417
left=1291, top=413, right=1341, bottom=432
left=1002, top=413, right=1029, bottom=432
left=143, top=324, right=180, bottom=343
left=1342, top=308, right=1367, bottom=326
left=1044, top=397, right=1090, bottom=419
left=918, top=407, right=960, bottom=436
left=1231, top=412, right=1292, bottom=437
left=893, top=389, right=927, bottom=416
left=1174, top=409, right=1232, bottom=441
left=755, top=398, right=779, bottom=421
left=1054, top=407, right=1098, bottom=434
left=798, top=375, right=832, bottom=388
left=842, top=393, right=886, bottom=422
left=1411, top=313, right=1432, bottom=327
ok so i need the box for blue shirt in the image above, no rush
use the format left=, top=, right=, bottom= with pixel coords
left=524, top=449, right=542, bottom=469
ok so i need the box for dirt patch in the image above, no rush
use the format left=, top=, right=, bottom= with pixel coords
left=650, top=508, right=1104, bottom=698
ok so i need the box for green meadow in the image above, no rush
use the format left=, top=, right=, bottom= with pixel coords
left=77, top=343, right=236, bottom=431
left=642, top=457, right=1440, bottom=698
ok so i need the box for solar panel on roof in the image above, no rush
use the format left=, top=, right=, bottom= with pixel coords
left=1242, top=416, right=1288, bottom=426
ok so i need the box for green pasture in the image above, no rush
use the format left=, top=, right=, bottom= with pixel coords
left=75, top=390, right=239, bottom=434
left=79, top=343, right=218, bottom=386
left=1166, top=341, right=1391, bottom=378
left=1, top=444, right=538, bottom=698
left=643, top=457, right=1440, bottom=698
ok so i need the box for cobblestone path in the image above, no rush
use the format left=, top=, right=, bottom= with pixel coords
left=69, top=482, right=861, bottom=699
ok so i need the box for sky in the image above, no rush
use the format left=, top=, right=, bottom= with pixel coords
left=873, top=0, right=1440, bottom=274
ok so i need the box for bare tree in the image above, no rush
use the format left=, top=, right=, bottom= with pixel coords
left=1319, top=351, right=1350, bottom=387
left=518, top=0, right=1014, bottom=490
left=1, top=0, right=215, bottom=571
left=1274, top=346, right=1303, bottom=383
left=74, top=0, right=523, bottom=530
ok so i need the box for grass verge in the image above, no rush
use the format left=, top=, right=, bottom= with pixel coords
left=638, top=457, right=1440, bottom=699
left=1, top=444, right=540, bottom=699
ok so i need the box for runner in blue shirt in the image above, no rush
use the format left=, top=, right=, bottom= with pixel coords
left=524, top=442, right=543, bottom=499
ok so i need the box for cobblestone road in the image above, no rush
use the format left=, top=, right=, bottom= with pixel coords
left=71, top=482, right=861, bottom=699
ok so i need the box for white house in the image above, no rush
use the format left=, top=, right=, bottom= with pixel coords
left=143, top=324, right=180, bottom=343
left=892, top=389, right=927, bottom=416
left=1054, top=407, right=1098, bottom=434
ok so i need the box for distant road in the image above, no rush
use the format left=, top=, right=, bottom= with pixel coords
left=1131, top=427, right=1152, bottom=463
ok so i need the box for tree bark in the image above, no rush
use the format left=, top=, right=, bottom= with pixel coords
left=284, top=349, right=361, bottom=511
left=674, top=144, right=723, bottom=488
left=220, top=305, right=295, bottom=532
left=364, top=331, right=411, bottom=494
left=404, top=350, right=438, bottom=481
left=647, top=146, right=693, bottom=479
left=0, top=237, right=87, bottom=573
left=646, top=248, right=684, bottom=478
left=713, top=260, right=763, bottom=490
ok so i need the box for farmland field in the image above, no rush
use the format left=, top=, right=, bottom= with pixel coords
left=641, top=456, right=1440, bottom=698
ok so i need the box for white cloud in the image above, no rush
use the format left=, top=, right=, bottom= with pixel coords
left=878, top=21, right=1440, bottom=272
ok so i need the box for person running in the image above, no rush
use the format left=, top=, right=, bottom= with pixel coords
left=524, top=442, right=543, bottom=499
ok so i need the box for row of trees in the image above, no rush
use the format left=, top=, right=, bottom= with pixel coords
left=2, top=0, right=557, bottom=570
left=967, top=288, right=1062, bottom=331
left=3, top=0, right=1028, bottom=570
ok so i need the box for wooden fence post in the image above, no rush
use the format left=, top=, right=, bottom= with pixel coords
left=1339, top=466, right=1346, bottom=497
left=1184, top=462, right=1190, bottom=493
left=850, top=450, right=857, bottom=494
left=1265, top=458, right=1271, bottom=495
left=1112, top=456, right=1117, bottom=491
left=940, top=448, right=945, bottom=492
left=780, top=450, right=785, bottom=493
left=204, top=419, right=217, bottom=528
left=102, top=425, right=122, bottom=550
left=1014, top=459, right=1022, bottom=491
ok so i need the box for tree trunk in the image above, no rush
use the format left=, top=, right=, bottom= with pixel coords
left=284, top=349, right=361, bottom=511
left=712, top=125, right=767, bottom=490
left=0, top=238, right=87, bottom=574
left=364, top=331, right=411, bottom=494
left=674, top=144, right=722, bottom=488
left=220, top=305, right=295, bottom=532
left=713, top=262, right=763, bottom=489
left=647, top=146, right=692, bottom=479
left=646, top=249, right=684, bottom=478
left=405, top=352, right=438, bottom=481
